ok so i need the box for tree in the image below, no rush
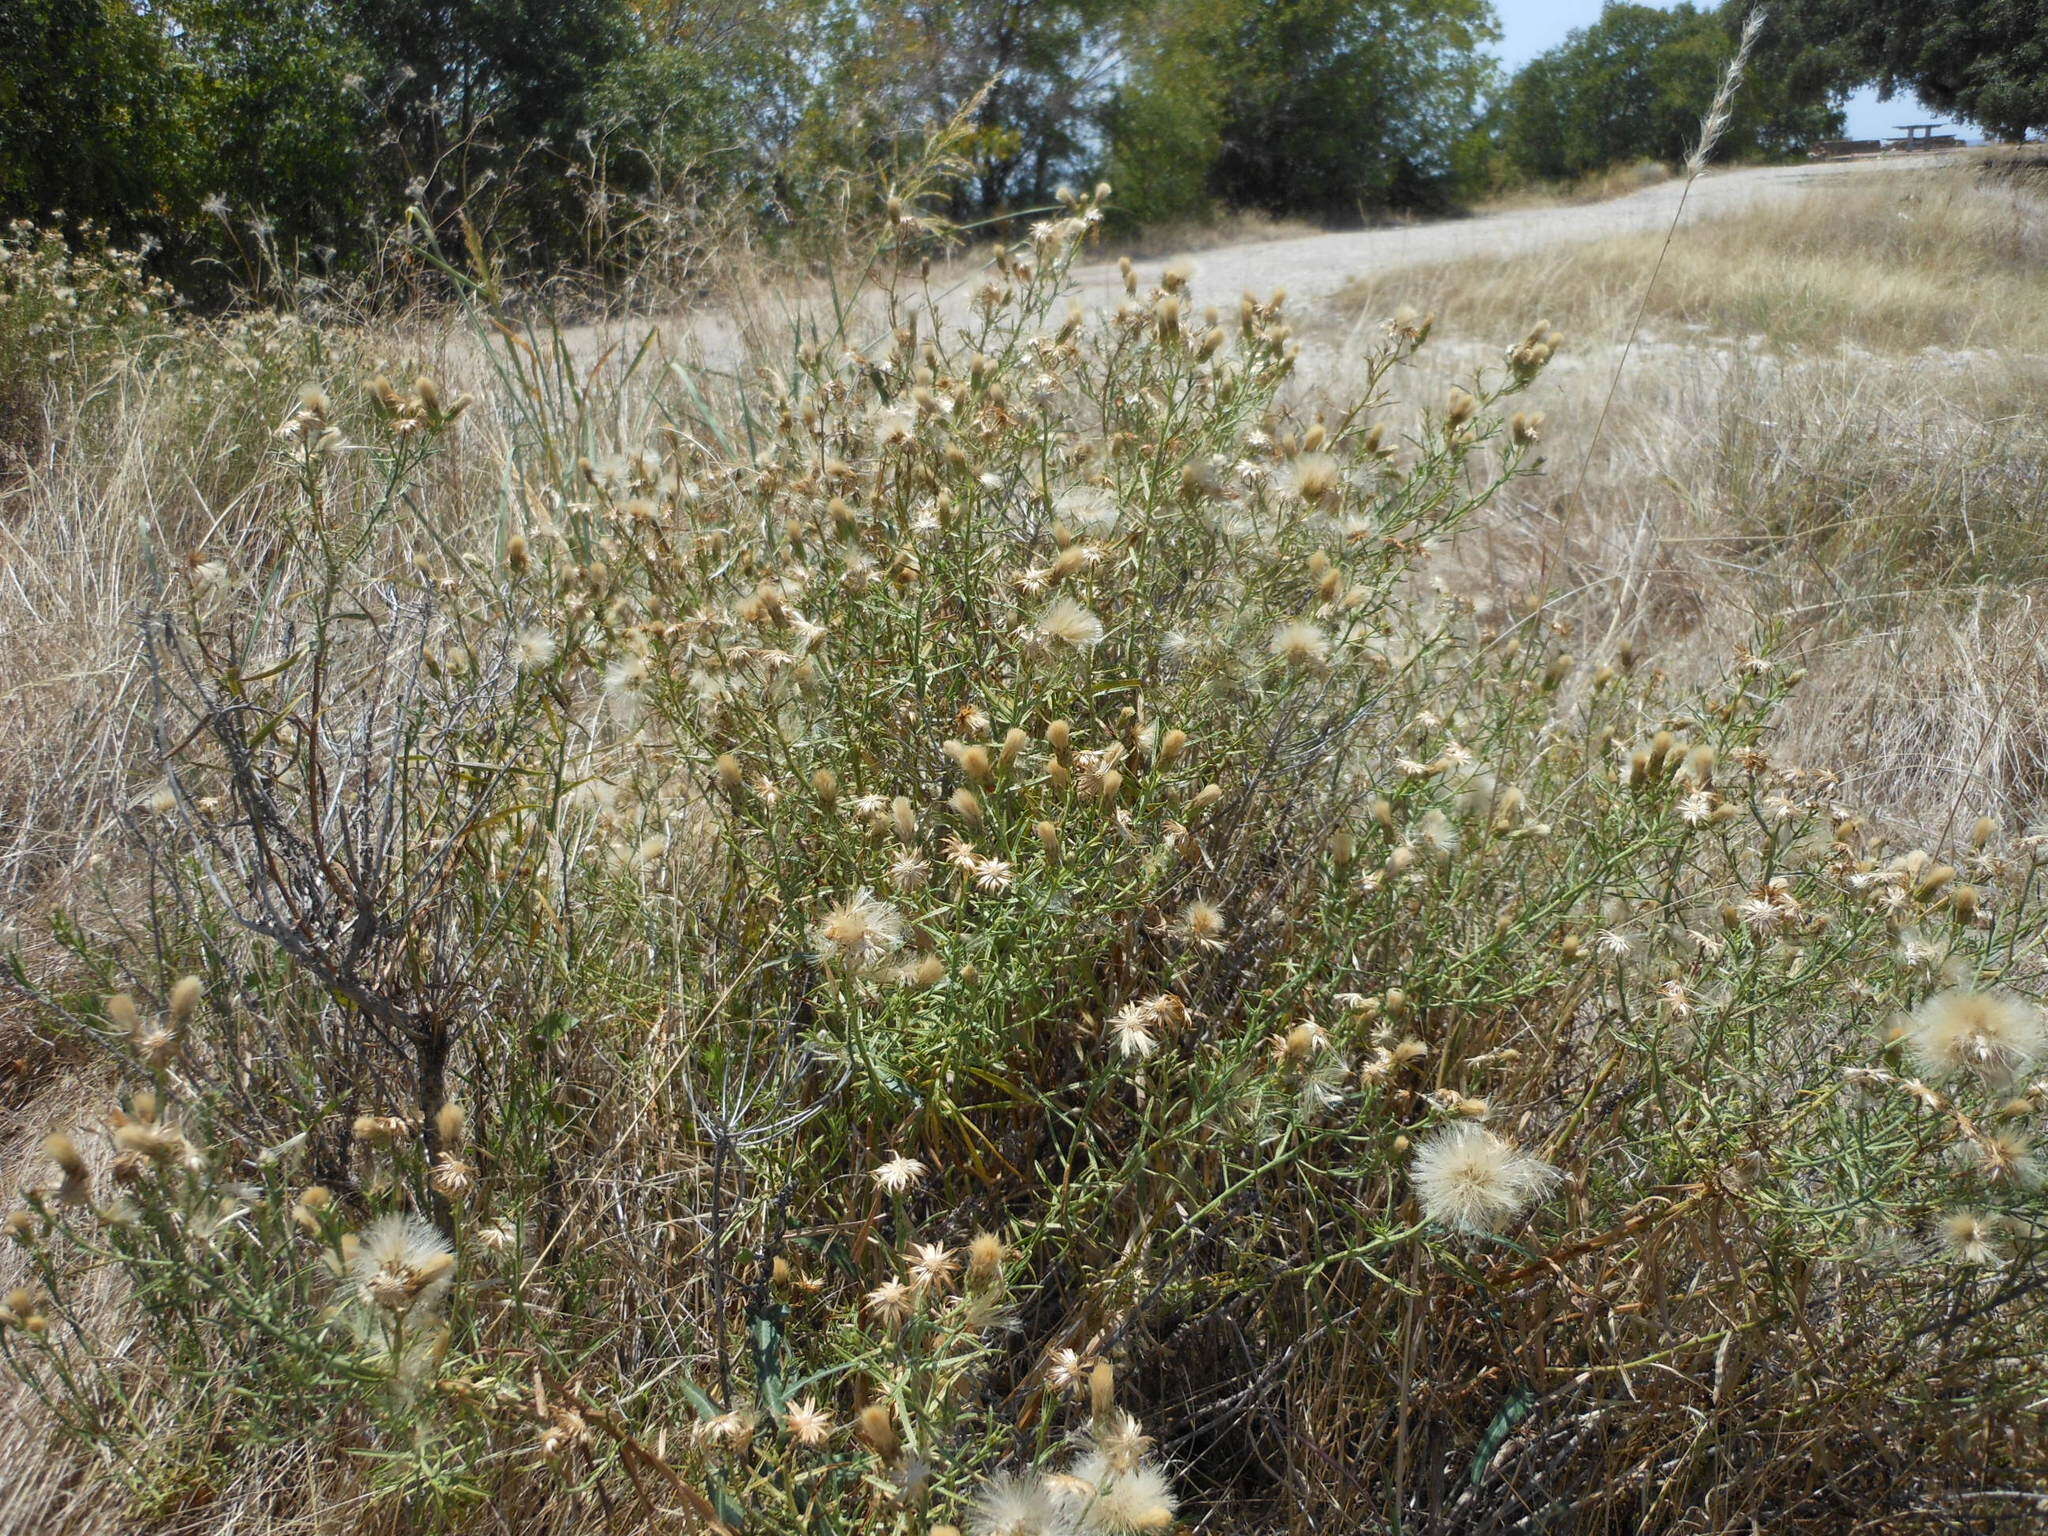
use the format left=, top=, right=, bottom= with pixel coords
left=1209, top=0, right=1499, bottom=217
left=1102, top=0, right=1232, bottom=226
left=0, top=0, right=181, bottom=236
left=1106, top=0, right=1499, bottom=224
left=786, top=0, right=1129, bottom=220
left=164, top=0, right=377, bottom=258
left=338, top=0, right=641, bottom=260
left=1810, top=0, right=2048, bottom=140
left=1500, top=3, right=1843, bottom=182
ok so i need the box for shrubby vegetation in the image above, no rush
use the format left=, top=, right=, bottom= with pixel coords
left=2, top=140, right=2046, bottom=1534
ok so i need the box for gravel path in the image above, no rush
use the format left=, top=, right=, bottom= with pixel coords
left=525, top=155, right=1946, bottom=373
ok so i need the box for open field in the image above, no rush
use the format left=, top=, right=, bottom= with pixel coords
left=3, top=153, right=2048, bottom=1536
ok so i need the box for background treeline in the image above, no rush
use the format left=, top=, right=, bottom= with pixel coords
left=0, top=0, right=1995, bottom=297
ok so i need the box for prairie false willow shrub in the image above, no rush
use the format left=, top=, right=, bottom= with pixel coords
left=6, top=174, right=2048, bottom=1533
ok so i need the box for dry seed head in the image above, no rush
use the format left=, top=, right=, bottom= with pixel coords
left=1090, top=1360, right=1117, bottom=1421
left=105, top=993, right=140, bottom=1036
left=1410, top=1122, right=1559, bottom=1233
left=715, top=753, right=744, bottom=792
left=1175, top=898, right=1227, bottom=950
left=168, top=975, right=202, bottom=1025
left=1153, top=293, right=1181, bottom=340
left=45, top=1134, right=89, bottom=1206
left=431, top=1153, right=475, bottom=1200
left=1289, top=453, right=1340, bottom=505
left=292, top=1184, right=333, bottom=1234
left=350, top=1213, right=456, bottom=1315
left=892, top=795, right=919, bottom=844
left=1035, top=597, right=1106, bottom=649
left=1938, top=1210, right=2003, bottom=1266
left=965, top=1231, right=1010, bottom=1288
left=813, top=767, right=839, bottom=806
left=1273, top=1022, right=1323, bottom=1066
left=1904, top=989, right=2044, bottom=1087
left=785, top=1396, right=834, bottom=1447
left=1915, top=863, right=1956, bottom=899
left=872, top=1152, right=928, bottom=1194
left=434, top=1102, right=466, bottom=1148
left=972, top=1473, right=1062, bottom=1536
left=1035, top=820, right=1062, bottom=862
left=857, top=1402, right=900, bottom=1461
left=866, top=1278, right=914, bottom=1328
left=1066, top=1451, right=1177, bottom=1532
left=907, top=1241, right=959, bottom=1293
left=814, top=890, right=908, bottom=972
left=1646, top=731, right=1675, bottom=777
left=353, top=1113, right=409, bottom=1144
left=949, top=787, right=985, bottom=826
left=1271, top=620, right=1329, bottom=670
left=44, top=1134, right=85, bottom=1178
left=1001, top=727, right=1028, bottom=770
left=1050, top=545, right=1091, bottom=581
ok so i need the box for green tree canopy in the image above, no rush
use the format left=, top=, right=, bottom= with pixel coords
left=0, top=0, right=182, bottom=237
left=1501, top=3, right=1844, bottom=182
left=1108, top=0, right=1500, bottom=225
left=1809, top=0, right=2048, bottom=140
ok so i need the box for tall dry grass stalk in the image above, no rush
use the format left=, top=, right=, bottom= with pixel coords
left=1560, top=6, right=1767, bottom=569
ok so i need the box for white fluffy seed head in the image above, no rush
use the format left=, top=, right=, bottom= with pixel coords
left=349, top=1213, right=456, bottom=1314
left=1409, top=1122, right=1559, bottom=1234
left=1036, top=598, right=1106, bottom=649
left=1904, top=988, right=2044, bottom=1087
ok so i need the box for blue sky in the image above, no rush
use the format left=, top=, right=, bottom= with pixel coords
left=1491, top=0, right=1953, bottom=142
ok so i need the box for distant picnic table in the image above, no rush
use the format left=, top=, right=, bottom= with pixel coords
left=1809, top=123, right=1962, bottom=159
left=1888, top=122, right=1961, bottom=151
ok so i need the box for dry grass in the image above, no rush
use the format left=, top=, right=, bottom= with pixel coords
left=1336, top=166, right=2048, bottom=355
left=1315, top=167, right=2048, bottom=833
left=1095, top=207, right=1323, bottom=261
left=1473, top=157, right=1675, bottom=214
